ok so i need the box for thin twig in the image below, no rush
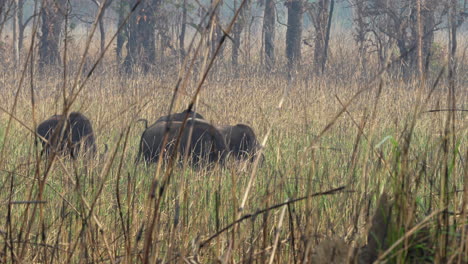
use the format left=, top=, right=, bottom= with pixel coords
left=425, top=109, right=468, bottom=113
left=199, top=186, right=345, bottom=248
left=8, top=201, right=47, bottom=205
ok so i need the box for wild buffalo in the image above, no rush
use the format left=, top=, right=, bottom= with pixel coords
left=36, top=112, right=97, bottom=159
left=217, top=124, right=264, bottom=163
left=136, top=118, right=228, bottom=166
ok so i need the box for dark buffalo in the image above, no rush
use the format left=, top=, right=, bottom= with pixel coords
left=36, top=112, right=97, bottom=158
left=136, top=118, right=228, bottom=166
left=217, top=124, right=264, bottom=162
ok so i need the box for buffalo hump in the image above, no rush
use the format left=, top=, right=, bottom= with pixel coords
left=36, top=112, right=97, bottom=158
left=155, top=109, right=205, bottom=123
left=137, top=119, right=228, bottom=166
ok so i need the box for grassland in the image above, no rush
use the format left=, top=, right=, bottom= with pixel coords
left=0, top=21, right=467, bottom=262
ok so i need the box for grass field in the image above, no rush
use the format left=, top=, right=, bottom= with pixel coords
left=0, top=62, right=466, bottom=262
left=0, top=12, right=467, bottom=261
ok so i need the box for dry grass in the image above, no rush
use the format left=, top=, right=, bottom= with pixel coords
left=0, top=3, right=467, bottom=263
left=0, top=64, right=466, bottom=262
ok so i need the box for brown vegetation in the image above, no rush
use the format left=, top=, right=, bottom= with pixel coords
left=0, top=0, right=466, bottom=263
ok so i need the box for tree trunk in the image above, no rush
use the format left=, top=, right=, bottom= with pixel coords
left=123, top=0, right=160, bottom=73
left=263, top=0, right=275, bottom=71
left=12, top=0, right=17, bottom=66
left=352, top=0, right=367, bottom=76
left=312, top=0, right=329, bottom=73
left=421, top=0, right=436, bottom=73
left=156, top=3, right=171, bottom=65
left=0, top=1, right=15, bottom=38
left=232, top=0, right=240, bottom=66
left=210, top=0, right=223, bottom=59
left=16, top=0, right=24, bottom=62
left=116, top=0, right=127, bottom=64
left=321, top=0, right=334, bottom=74
left=285, top=0, right=303, bottom=69
left=400, top=0, right=437, bottom=78
left=98, top=9, right=105, bottom=54
left=91, top=0, right=113, bottom=55
left=231, top=0, right=249, bottom=67
left=416, top=0, right=423, bottom=78
left=179, top=0, right=187, bottom=59
left=38, top=0, right=66, bottom=68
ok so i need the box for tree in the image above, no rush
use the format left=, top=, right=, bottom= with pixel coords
left=0, top=0, right=15, bottom=37
left=210, top=0, right=224, bottom=59
left=2, top=0, right=33, bottom=66
left=350, top=0, right=451, bottom=77
left=38, top=0, right=67, bottom=68
left=14, top=0, right=31, bottom=65
left=91, top=0, right=113, bottom=55
left=285, top=0, right=303, bottom=69
left=116, top=0, right=129, bottom=64
left=155, top=1, right=173, bottom=65
left=12, top=0, right=19, bottom=65
left=262, top=0, right=276, bottom=70
left=307, top=0, right=334, bottom=74
left=123, top=0, right=161, bottom=73
left=179, top=0, right=187, bottom=59
left=351, top=0, right=369, bottom=75
left=231, top=0, right=250, bottom=66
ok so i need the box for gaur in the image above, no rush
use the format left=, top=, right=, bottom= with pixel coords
left=136, top=118, right=228, bottom=166
left=36, top=112, right=97, bottom=159
left=217, top=124, right=264, bottom=163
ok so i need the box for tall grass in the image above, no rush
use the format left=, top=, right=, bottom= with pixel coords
left=0, top=2, right=467, bottom=263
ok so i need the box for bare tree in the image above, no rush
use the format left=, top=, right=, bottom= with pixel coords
left=155, top=2, right=174, bottom=65
left=351, top=0, right=369, bottom=76
left=0, top=0, right=15, bottom=40
left=308, top=0, right=334, bottom=74
left=285, top=0, right=303, bottom=69
left=116, top=0, right=128, bottom=63
left=14, top=0, right=37, bottom=65
left=350, top=0, right=450, bottom=78
left=12, top=0, right=18, bottom=64
left=232, top=0, right=251, bottom=66
left=38, top=0, right=67, bottom=68
left=210, top=0, right=224, bottom=59
left=123, top=0, right=162, bottom=73
left=91, top=0, right=113, bottom=55
left=262, top=0, right=275, bottom=71
left=179, top=0, right=187, bottom=59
